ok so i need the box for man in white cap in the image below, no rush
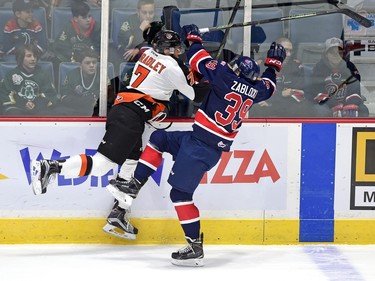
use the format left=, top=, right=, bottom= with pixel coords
left=308, top=37, right=369, bottom=117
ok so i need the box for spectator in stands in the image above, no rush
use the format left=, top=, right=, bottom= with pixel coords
left=50, top=0, right=102, bottom=12
left=0, top=44, right=58, bottom=116
left=308, top=37, right=369, bottom=117
left=56, top=47, right=113, bottom=116
left=0, top=0, right=45, bottom=8
left=116, top=0, right=156, bottom=62
left=175, top=0, right=231, bottom=9
left=250, top=37, right=313, bottom=117
left=0, top=0, right=47, bottom=61
left=52, top=0, right=101, bottom=64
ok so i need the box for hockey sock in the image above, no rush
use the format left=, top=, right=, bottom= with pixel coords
left=171, top=188, right=200, bottom=240
left=134, top=143, right=162, bottom=181
left=60, top=154, right=93, bottom=177
left=174, top=200, right=201, bottom=240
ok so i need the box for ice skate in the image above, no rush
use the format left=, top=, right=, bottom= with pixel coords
left=171, top=233, right=204, bottom=267
left=30, top=160, right=59, bottom=195
left=106, top=177, right=144, bottom=208
left=102, top=205, right=138, bottom=240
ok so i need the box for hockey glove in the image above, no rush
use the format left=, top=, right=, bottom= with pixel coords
left=342, top=104, right=359, bottom=117
left=291, top=89, right=305, bottom=102
left=181, top=24, right=202, bottom=46
left=264, top=42, right=286, bottom=72
left=331, top=103, right=344, bottom=117
left=314, top=93, right=329, bottom=105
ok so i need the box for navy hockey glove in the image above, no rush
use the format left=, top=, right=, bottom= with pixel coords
left=181, top=24, right=202, bottom=46
left=264, top=42, right=286, bottom=72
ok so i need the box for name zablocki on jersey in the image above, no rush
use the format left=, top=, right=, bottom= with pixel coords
left=231, top=80, right=258, bottom=99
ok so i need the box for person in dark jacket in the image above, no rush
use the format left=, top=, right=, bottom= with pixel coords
left=308, top=37, right=369, bottom=117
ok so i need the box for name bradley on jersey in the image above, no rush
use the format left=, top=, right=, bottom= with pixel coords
left=231, top=80, right=258, bottom=99
left=138, top=52, right=167, bottom=74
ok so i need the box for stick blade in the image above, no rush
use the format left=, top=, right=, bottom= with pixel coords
left=341, top=8, right=372, bottom=28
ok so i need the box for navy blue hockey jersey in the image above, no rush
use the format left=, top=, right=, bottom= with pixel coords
left=187, top=44, right=277, bottom=151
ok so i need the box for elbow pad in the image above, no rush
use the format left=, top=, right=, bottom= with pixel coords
left=192, top=82, right=211, bottom=103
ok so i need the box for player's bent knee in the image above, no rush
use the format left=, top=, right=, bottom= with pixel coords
left=170, top=188, right=193, bottom=203
left=91, top=152, right=118, bottom=176
left=149, top=130, right=167, bottom=150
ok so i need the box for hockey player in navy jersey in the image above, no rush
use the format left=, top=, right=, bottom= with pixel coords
left=30, top=29, right=209, bottom=239
left=107, top=24, right=286, bottom=267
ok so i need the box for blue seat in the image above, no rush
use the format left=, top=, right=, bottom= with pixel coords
left=289, top=8, right=343, bottom=63
left=118, top=62, right=135, bottom=91
left=58, top=62, right=80, bottom=95
left=0, top=7, right=48, bottom=55
left=229, top=8, right=284, bottom=55
left=110, top=8, right=163, bottom=47
left=51, top=7, right=101, bottom=41
left=289, top=8, right=343, bottom=44
left=0, top=61, right=54, bottom=85
left=302, top=63, right=315, bottom=92
left=58, top=62, right=114, bottom=95
left=230, top=8, right=284, bottom=45
left=171, top=8, right=225, bottom=43
left=110, top=0, right=138, bottom=9
left=110, top=8, right=136, bottom=47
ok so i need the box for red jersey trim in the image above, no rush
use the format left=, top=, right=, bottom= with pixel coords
left=4, top=18, right=42, bottom=33
left=194, top=109, right=238, bottom=141
left=189, top=49, right=211, bottom=74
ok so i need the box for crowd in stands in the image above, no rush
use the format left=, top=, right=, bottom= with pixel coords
left=0, top=0, right=369, bottom=118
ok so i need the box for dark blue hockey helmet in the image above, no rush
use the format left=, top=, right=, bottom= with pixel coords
left=231, top=56, right=260, bottom=82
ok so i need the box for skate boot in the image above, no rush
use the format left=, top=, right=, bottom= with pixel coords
left=30, top=160, right=60, bottom=195
left=102, top=203, right=138, bottom=240
left=106, top=177, right=145, bottom=208
left=171, top=233, right=204, bottom=267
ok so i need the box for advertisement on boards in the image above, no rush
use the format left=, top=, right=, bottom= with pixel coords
left=0, top=122, right=297, bottom=218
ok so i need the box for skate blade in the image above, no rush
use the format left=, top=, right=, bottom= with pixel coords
left=30, top=160, right=42, bottom=195
left=102, top=223, right=136, bottom=240
left=106, top=184, right=134, bottom=209
left=171, top=258, right=204, bottom=267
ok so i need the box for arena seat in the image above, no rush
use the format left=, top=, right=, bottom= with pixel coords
left=58, top=62, right=114, bottom=96
left=0, top=7, right=48, bottom=56
left=51, top=7, right=101, bottom=41
left=229, top=8, right=284, bottom=55
left=289, top=8, right=344, bottom=63
left=110, top=8, right=163, bottom=47
left=118, top=62, right=135, bottom=92
left=0, top=61, right=55, bottom=85
left=110, top=8, right=136, bottom=47
left=170, top=8, right=225, bottom=45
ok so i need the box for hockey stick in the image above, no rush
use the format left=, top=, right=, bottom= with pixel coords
left=330, top=0, right=371, bottom=28
left=199, top=8, right=371, bottom=34
left=215, top=0, right=242, bottom=60
left=317, top=74, right=358, bottom=105
left=252, top=0, right=349, bottom=9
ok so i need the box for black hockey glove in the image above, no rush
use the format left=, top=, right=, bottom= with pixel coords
left=181, top=24, right=202, bottom=46
left=264, top=42, right=286, bottom=72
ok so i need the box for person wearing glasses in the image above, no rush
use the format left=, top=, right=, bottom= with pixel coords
left=250, top=37, right=313, bottom=117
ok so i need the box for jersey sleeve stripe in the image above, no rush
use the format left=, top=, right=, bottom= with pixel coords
left=194, top=109, right=238, bottom=141
left=189, top=49, right=212, bottom=74
left=262, top=77, right=277, bottom=95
